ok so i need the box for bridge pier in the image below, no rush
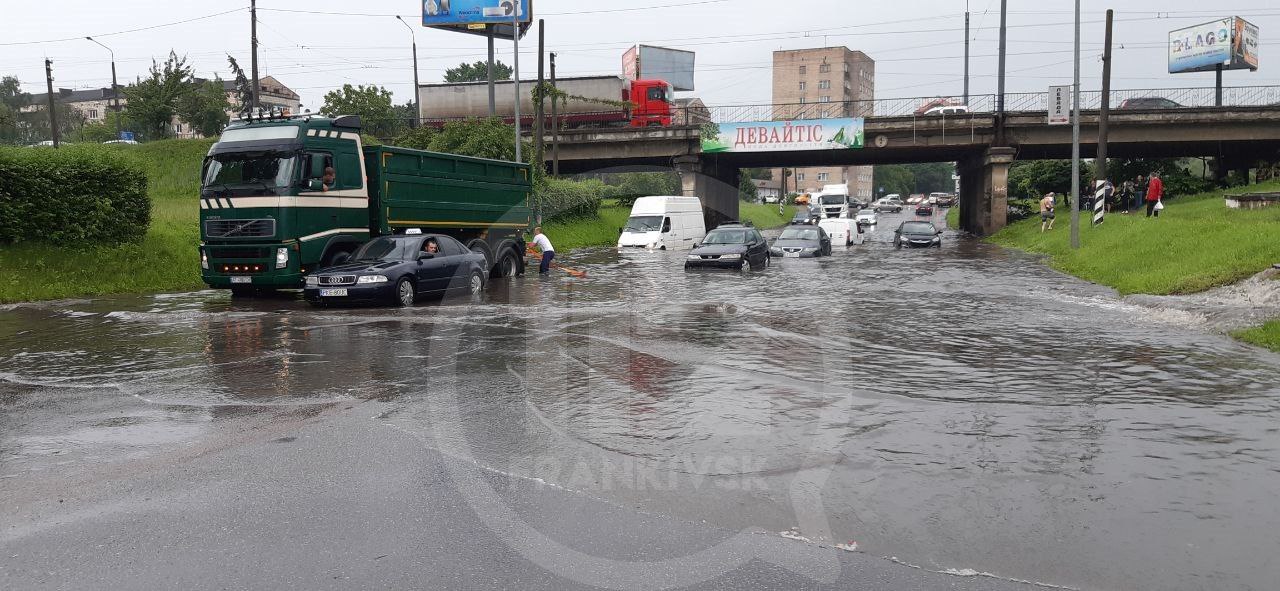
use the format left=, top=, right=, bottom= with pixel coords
left=675, top=155, right=740, bottom=230
left=957, top=147, right=1016, bottom=236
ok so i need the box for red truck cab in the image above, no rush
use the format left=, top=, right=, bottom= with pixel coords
left=628, top=79, right=673, bottom=127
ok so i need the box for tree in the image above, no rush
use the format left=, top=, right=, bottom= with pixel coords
left=177, top=78, right=230, bottom=138
left=872, top=164, right=914, bottom=198
left=320, top=84, right=402, bottom=138
left=393, top=126, right=436, bottom=151
left=905, top=162, right=954, bottom=194
left=613, top=172, right=681, bottom=206
left=428, top=117, right=526, bottom=161
left=444, top=60, right=513, bottom=83
left=738, top=172, right=759, bottom=202
left=392, top=100, right=416, bottom=129
left=1007, top=160, right=1094, bottom=200
left=0, top=76, right=28, bottom=144
left=226, top=56, right=253, bottom=112
left=123, top=51, right=195, bottom=141
left=70, top=120, right=120, bottom=143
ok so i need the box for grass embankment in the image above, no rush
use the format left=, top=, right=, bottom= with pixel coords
left=544, top=200, right=790, bottom=251
left=987, top=180, right=1280, bottom=352
left=0, top=140, right=210, bottom=303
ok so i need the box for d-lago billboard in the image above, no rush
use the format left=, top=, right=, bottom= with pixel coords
left=622, top=45, right=696, bottom=92
left=1169, top=17, right=1259, bottom=74
left=702, top=119, right=864, bottom=153
left=422, top=0, right=531, bottom=26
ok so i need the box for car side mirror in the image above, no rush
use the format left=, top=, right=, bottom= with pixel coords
left=418, top=252, right=435, bottom=260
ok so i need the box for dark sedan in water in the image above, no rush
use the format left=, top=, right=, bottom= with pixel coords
left=685, top=223, right=770, bottom=271
left=304, top=234, right=488, bottom=306
left=769, top=223, right=832, bottom=258
left=894, top=221, right=942, bottom=249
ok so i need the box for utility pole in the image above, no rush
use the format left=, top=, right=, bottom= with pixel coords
left=487, top=26, right=497, bottom=117
left=395, top=16, right=420, bottom=129
left=1096, top=9, right=1114, bottom=183
left=1070, top=0, right=1082, bottom=250
left=44, top=59, right=59, bottom=148
left=250, top=0, right=260, bottom=111
left=535, top=19, right=545, bottom=170
left=996, top=0, right=1007, bottom=144
left=86, top=36, right=121, bottom=141
left=511, top=5, right=521, bottom=163
left=550, top=52, right=559, bottom=176
left=963, top=1, right=970, bottom=105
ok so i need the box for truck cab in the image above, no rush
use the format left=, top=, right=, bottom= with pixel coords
left=815, top=184, right=851, bottom=218
left=199, top=115, right=371, bottom=295
left=628, top=79, right=673, bottom=127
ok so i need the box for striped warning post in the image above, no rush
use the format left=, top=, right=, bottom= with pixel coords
left=1093, top=180, right=1109, bottom=226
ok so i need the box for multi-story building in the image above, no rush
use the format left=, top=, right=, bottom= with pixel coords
left=770, top=47, right=875, bottom=199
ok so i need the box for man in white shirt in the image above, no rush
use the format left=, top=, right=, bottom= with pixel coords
left=531, top=227, right=555, bottom=274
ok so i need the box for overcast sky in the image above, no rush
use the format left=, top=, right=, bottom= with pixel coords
left=4, top=1, right=1279, bottom=111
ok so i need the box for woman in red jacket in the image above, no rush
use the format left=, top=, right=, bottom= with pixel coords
left=1145, top=171, right=1163, bottom=218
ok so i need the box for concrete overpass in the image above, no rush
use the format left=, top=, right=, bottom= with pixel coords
left=542, top=103, right=1280, bottom=234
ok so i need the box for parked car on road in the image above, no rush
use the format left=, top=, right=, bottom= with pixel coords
left=1118, top=97, right=1183, bottom=110
left=763, top=195, right=780, bottom=204
left=304, top=234, right=488, bottom=307
left=894, top=221, right=942, bottom=249
left=854, top=208, right=879, bottom=227
left=770, top=223, right=832, bottom=258
left=685, top=223, right=770, bottom=271
left=915, top=204, right=935, bottom=217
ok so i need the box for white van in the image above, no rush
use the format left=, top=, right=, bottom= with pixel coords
left=819, top=217, right=862, bottom=246
left=617, top=195, right=707, bottom=250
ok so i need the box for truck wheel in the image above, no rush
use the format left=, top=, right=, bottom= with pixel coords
left=322, top=248, right=351, bottom=267
left=392, top=277, right=415, bottom=307
left=493, top=247, right=520, bottom=279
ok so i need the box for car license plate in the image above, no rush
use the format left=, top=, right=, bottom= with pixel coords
left=230, top=276, right=251, bottom=284
left=784, top=252, right=800, bottom=258
left=320, top=288, right=348, bottom=297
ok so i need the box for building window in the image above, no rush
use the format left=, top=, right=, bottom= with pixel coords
left=819, top=96, right=831, bottom=103
left=845, top=63, right=850, bottom=73
left=88, top=109, right=99, bottom=119
left=818, top=80, right=830, bottom=90
left=799, top=97, right=806, bottom=104
left=817, top=172, right=830, bottom=181
left=796, top=173, right=806, bottom=181
left=799, top=81, right=806, bottom=91
left=819, top=63, right=831, bottom=73
left=799, top=65, right=806, bottom=75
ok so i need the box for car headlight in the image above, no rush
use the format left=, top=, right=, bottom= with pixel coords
left=769, top=247, right=782, bottom=253
left=801, top=247, right=818, bottom=252
left=357, top=275, right=389, bottom=284
left=305, top=275, right=319, bottom=287
left=718, top=253, right=741, bottom=260
left=686, top=254, right=702, bottom=260
left=200, top=250, right=209, bottom=270
left=275, top=247, right=289, bottom=269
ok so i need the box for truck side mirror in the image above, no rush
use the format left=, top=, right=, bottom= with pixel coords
left=308, top=153, right=327, bottom=178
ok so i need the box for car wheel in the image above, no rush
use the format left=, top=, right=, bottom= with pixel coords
left=392, top=277, right=415, bottom=307
left=493, top=247, right=520, bottom=278
left=468, top=270, right=485, bottom=295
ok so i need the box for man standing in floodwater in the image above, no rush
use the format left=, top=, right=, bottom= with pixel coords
left=531, top=227, right=555, bottom=274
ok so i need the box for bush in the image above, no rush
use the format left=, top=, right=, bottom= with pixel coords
left=0, top=145, right=150, bottom=244
left=535, top=177, right=604, bottom=221
left=612, top=172, right=681, bottom=206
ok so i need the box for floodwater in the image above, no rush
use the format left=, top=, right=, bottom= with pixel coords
left=2, top=209, right=1279, bottom=590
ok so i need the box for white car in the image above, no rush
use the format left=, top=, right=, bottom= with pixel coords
left=854, top=209, right=878, bottom=227
left=763, top=195, right=780, bottom=204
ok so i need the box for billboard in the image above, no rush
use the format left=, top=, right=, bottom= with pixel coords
left=1169, top=17, right=1259, bottom=74
left=623, top=44, right=695, bottom=92
left=422, top=0, right=532, bottom=39
left=702, top=118, right=863, bottom=153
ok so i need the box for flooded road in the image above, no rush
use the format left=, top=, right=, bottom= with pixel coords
left=3, top=210, right=1279, bottom=590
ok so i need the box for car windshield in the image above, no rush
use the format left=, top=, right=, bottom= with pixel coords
left=857, top=209, right=874, bottom=215
left=702, top=229, right=749, bottom=244
left=779, top=227, right=820, bottom=240
left=351, top=237, right=420, bottom=261
left=623, top=215, right=663, bottom=232
left=901, top=222, right=937, bottom=234
left=203, top=151, right=296, bottom=189
left=820, top=195, right=845, bottom=204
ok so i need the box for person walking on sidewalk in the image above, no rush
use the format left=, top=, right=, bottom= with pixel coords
left=1145, top=171, right=1164, bottom=218
left=531, top=227, right=555, bottom=274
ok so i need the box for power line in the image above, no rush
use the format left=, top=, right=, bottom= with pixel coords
left=0, top=8, right=246, bottom=46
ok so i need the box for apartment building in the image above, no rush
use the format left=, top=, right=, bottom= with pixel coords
left=770, top=47, right=875, bottom=198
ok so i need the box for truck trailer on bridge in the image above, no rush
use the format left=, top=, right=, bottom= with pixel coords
left=419, top=75, right=675, bottom=128
left=199, top=114, right=532, bottom=296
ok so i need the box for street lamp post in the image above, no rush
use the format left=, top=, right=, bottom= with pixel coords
left=85, top=36, right=121, bottom=140
left=395, top=16, right=420, bottom=129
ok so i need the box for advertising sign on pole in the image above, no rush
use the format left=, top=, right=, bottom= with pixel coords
left=423, top=0, right=532, bottom=40
left=1169, top=17, right=1260, bottom=73
left=702, top=118, right=863, bottom=153
left=1047, top=85, right=1071, bottom=125
left=621, top=45, right=695, bottom=91
left=622, top=45, right=638, bottom=81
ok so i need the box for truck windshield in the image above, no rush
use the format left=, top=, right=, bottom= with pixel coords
left=203, top=152, right=297, bottom=189
left=623, top=215, right=663, bottom=232
left=820, top=195, right=845, bottom=205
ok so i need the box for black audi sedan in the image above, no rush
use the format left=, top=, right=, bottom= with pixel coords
left=769, top=223, right=832, bottom=258
left=894, top=220, right=943, bottom=249
left=685, top=223, right=771, bottom=271
left=304, top=234, right=488, bottom=306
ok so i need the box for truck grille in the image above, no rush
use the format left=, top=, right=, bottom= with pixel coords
left=208, top=247, right=269, bottom=259
left=204, top=219, right=275, bottom=239
left=318, top=275, right=356, bottom=286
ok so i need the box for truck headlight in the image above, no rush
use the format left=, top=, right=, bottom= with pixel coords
left=305, top=275, right=319, bottom=287
left=275, top=247, right=289, bottom=269
left=201, top=250, right=209, bottom=270
left=357, top=275, right=389, bottom=284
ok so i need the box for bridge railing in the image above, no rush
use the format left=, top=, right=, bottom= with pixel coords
left=700, top=85, right=1280, bottom=124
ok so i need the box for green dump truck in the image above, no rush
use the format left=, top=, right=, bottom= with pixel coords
left=199, top=114, right=532, bottom=295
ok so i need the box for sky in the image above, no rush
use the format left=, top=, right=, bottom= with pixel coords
left=4, top=0, right=1280, bottom=112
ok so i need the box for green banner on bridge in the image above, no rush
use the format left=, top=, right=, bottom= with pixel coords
left=702, top=118, right=864, bottom=153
